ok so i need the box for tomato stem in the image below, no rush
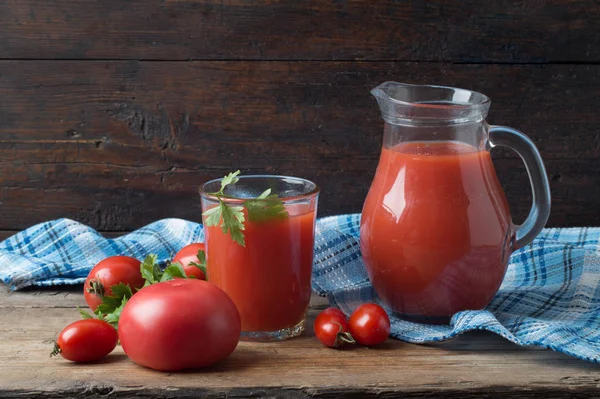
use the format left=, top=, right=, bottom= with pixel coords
left=86, top=279, right=105, bottom=298
left=333, top=322, right=356, bottom=348
left=338, top=331, right=355, bottom=345
left=50, top=342, right=61, bottom=357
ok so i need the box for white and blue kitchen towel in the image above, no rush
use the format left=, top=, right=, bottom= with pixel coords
left=1, top=215, right=599, bottom=363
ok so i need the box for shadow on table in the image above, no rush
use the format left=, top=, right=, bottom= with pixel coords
left=58, top=348, right=270, bottom=374
left=162, top=347, right=272, bottom=375
left=59, top=353, right=129, bottom=367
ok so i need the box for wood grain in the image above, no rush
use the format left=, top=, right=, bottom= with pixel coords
left=1, top=60, right=598, bottom=231
left=1, top=1, right=598, bottom=395
left=1, top=0, right=599, bottom=63
left=1, top=285, right=599, bottom=398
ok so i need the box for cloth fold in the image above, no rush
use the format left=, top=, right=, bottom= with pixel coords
left=1, top=215, right=599, bottom=362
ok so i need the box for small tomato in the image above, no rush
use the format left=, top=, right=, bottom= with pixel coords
left=314, top=307, right=354, bottom=348
left=84, top=256, right=144, bottom=311
left=51, top=319, right=118, bottom=363
left=348, top=303, right=390, bottom=346
left=173, top=243, right=206, bottom=280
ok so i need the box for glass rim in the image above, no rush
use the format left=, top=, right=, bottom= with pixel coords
left=372, top=81, right=491, bottom=125
left=199, top=174, right=320, bottom=203
left=373, top=81, right=491, bottom=109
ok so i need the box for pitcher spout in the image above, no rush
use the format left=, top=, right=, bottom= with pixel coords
left=370, top=82, right=404, bottom=123
left=370, top=81, right=490, bottom=125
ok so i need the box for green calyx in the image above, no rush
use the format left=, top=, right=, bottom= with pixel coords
left=86, top=279, right=105, bottom=298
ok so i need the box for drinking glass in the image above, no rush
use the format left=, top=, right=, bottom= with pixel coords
left=200, top=175, right=319, bottom=341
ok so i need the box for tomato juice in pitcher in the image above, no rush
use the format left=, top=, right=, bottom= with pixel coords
left=360, top=82, right=551, bottom=321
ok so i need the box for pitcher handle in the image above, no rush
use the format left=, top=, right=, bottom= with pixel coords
left=488, top=126, right=551, bottom=250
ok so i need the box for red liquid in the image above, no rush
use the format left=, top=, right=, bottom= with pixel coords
left=360, top=141, right=514, bottom=319
left=206, top=205, right=315, bottom=332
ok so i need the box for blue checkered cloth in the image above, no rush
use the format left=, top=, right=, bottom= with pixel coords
left=1, top=216, right=599, bottom=362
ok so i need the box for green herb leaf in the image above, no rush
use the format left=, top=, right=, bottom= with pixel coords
left=197, top=248, right=206, bottom=265
left=219, top=200, right=246, bottom=246
left=189, top=249, right=207, bottom=276
left=93, top=282, right=135, bottom=326
left=77, top=306, right=94, bottom=319
left=203, top=171, right=291, bottom=247
left=203, top=203, right=223, bottom=227
left=94, top=295, right=124, bottom=316
left=103, top=296, right=129, bottom=326
left=110, top=282, right=134, bottom=299
left=256, top=188, right=271, bottom=199
left=160, top=262, right=188, bottom=282
left=204, top=170, right=244, bottom=246
left=204, top=200, right=246, bottom=247
left=204, top=171, right=246, bottom=246
left=141, top=254, right=161, bottom=287
left=245, top=194, right=289, bottom=223
left=218, top=170, right=241, bottom=194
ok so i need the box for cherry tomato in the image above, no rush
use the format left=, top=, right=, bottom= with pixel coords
left=118, top=279, right=241, bottom=371
left=348, top=303, right=391, bottom=346
left=172, top=243, right=206, bottom=280
left=314, top=307, right=354, bottom=348
left=51, top=319, right=118, bottom=363
left=84, top=256, right=145, bottom=311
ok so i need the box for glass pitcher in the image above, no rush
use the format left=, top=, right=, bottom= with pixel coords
left=360, top=82, right=551, bottom=322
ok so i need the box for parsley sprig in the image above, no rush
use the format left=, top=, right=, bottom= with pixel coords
left=82, top=254, right=195, bottom=327
left=203, top=171, right=246, bottom=246
left=202, top=171, right=289, bottom=247
left=141, top=254, right=188, bottom=286
left=245, top=188, right=289, bottom=223
left=187, top=249, right=207, bottom=276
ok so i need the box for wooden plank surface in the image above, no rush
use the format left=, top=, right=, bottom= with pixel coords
left=1, top=61, right=598, bottom=231
left=1, top=0, right=599, bottom=62
left=1, top=284, right=599, bottom=398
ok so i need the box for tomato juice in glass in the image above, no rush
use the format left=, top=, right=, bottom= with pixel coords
left=200, top=175, right=319, bottom=341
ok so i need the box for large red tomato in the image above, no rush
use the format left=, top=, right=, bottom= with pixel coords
left=84, top=256, right=144, bottom=311
left=118, top=279, right=241, bottom=371
left=172, top=243, right=206, bottom=280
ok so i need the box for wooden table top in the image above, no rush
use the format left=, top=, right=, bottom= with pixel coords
left=1, top=284, right=598, bottom=398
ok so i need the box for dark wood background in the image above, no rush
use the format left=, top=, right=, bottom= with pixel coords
left=1, top=0, right=599, bottom=239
